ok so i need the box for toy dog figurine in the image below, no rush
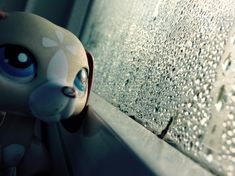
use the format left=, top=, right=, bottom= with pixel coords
left=0, top=11, right=93, bottom=175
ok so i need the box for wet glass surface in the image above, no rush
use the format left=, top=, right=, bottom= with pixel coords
left=81, top=0, right=235, bottom=175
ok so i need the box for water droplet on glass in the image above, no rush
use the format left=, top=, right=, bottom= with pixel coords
left=206, top=154, right=213, bottom=162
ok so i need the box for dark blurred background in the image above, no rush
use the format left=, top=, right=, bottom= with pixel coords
left=0, top=0, right=91, bottom=37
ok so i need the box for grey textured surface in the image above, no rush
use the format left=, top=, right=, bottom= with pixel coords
left=81, top=0, right=235, bottom=175
left=86, top=92, right=213, bottom=176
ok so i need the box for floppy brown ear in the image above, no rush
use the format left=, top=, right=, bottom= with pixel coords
left=85, top=50, right=94, bottom=105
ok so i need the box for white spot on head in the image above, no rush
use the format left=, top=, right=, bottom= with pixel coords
left=47, top=49, right=68, bottom=83
left=66, top=45, right=77, bottom=55
left=42, top=30, right=75, bottom=83
left=42, top=37, right=58, bottom=47
left=55, top=31, right=64, bottom=43
left=18, top=53, right=28, bottom=63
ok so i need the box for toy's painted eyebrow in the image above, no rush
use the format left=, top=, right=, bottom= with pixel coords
left=0, top=11, right=8, bottom=20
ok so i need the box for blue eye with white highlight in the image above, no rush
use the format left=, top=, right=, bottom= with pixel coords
left=74, top=68, right=88, bottom=95
left=0, top=44, right=36, bottom=82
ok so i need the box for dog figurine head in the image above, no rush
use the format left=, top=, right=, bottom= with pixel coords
left=0, top=11, right=93, bottom=122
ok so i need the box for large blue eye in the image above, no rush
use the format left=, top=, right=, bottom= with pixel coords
left=74, top=68, right=88, bottom=95
left=0, top=44, right=36, bottom=82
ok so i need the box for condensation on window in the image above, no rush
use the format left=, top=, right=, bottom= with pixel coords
left=81, top=0, right=235, bottom=175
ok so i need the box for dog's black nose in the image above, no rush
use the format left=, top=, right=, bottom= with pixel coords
left=62, top=86, right=77, bottom=98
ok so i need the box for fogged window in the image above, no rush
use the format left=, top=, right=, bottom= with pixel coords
left=81, top=0, right=235, bottom=175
